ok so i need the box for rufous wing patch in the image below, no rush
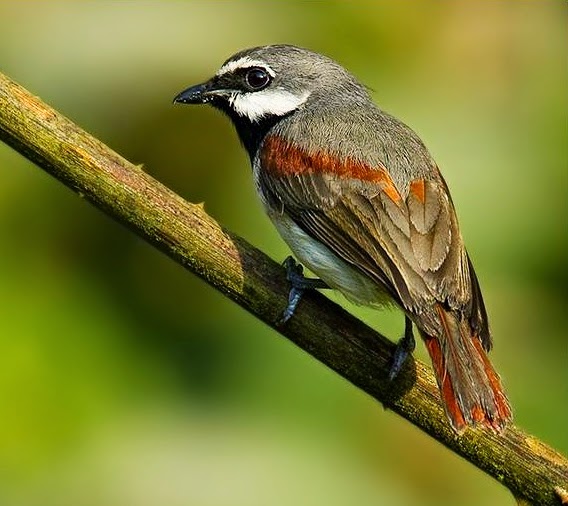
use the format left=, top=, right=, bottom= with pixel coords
left=410, top=179, right=425, bottom=203
left=261, top=135, right=402, bottom=204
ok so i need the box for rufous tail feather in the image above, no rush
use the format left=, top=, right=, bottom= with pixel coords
left=423, top=305, right=512, bottom=432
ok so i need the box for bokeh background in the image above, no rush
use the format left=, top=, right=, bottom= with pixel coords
left=0, top=1, right=566, bottom=505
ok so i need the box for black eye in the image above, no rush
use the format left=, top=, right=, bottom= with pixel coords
left=245, top=67, right=270, bottom=90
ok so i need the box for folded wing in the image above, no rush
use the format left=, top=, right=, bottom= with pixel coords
left=258, top=135, right=490, bottom=347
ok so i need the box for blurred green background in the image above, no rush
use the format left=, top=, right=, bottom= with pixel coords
left=0, top=1, right=566, bottom=505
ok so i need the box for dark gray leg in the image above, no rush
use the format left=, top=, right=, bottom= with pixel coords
left=278, top=256, right=328, bottom=325
left=388, top=315, right=416, bottom=380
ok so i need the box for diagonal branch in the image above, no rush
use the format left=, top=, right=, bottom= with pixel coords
left=0, top=71, right=566, bottom=506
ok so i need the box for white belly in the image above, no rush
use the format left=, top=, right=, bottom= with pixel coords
left=268, top=211, right=390, bottom=307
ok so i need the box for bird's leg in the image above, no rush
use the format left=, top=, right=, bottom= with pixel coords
left=278, top=256, right=329, bottom=325
left=388, top=315, right=416, bottom=380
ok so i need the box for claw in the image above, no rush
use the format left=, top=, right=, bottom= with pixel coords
left=278, top=256, right=328, bottom=325
left=388, top=315, right=416, bottom=380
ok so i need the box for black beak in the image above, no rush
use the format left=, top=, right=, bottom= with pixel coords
left=173, top=82, right=211, bottom=105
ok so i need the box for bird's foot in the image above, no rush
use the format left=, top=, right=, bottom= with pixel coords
left=278, top=256, right=328, bottom=325
left=389, top=316, right=416, bottom=380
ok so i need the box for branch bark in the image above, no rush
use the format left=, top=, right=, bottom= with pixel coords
left=1, top=71, right=566, bottom=505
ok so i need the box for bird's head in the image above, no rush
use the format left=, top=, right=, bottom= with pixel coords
left=173, top=44, right=368, bottom=125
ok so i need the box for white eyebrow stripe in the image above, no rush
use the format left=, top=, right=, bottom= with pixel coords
left=216, top=56, right=275, bottom=77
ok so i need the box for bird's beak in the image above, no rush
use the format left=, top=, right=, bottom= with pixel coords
left=173, top=81, right=212, bottom=105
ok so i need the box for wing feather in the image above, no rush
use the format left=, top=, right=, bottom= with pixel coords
left=258, top=141, right=487, bottom=339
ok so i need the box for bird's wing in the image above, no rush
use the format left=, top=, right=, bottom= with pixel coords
left=258, top=135, right=490, bottom=347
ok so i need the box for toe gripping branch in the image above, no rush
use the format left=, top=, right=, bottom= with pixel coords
left=389, top=315, right=416, bottom=380
left=278, top=256, right=328, bottom=325
left=278, top=256, right=415, bottom=380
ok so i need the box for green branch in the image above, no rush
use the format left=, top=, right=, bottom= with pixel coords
left=1, top=72, right=566, bottom=506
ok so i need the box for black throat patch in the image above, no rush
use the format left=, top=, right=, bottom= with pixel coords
left=211, top=100, right=284, bottom=161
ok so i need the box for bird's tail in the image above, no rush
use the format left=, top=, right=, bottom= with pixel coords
left=423, top=305, right=512, bottom=432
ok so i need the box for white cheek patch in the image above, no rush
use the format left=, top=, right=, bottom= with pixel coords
left=229, top=89, right=310, bottom=122
left=216, top=55, right=308, bottom=121
left=216, top=56, right=275, bottom=77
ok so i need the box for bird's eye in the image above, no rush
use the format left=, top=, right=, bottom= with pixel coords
left=245, top=67, right=271, bottom=90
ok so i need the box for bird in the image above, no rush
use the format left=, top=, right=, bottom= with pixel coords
left=173, top=44, right=512, bottom=433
